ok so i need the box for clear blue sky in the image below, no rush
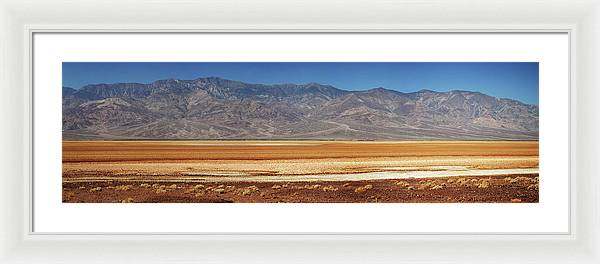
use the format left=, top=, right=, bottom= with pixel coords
left=63, top=62, right=539, bottom=104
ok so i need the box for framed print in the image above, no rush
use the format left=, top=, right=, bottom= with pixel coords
left=32, top=33, right=567, bottom=234
left=1, top=0, right=599, bottom=264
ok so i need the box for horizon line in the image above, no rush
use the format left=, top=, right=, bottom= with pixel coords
left=63, top=75, right=537, bottom=106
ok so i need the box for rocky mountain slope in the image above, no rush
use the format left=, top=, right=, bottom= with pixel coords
left=62, top=77, right=539, bottom=140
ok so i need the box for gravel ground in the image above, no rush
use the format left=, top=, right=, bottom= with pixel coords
left=63, top=174, right=539, bottom=203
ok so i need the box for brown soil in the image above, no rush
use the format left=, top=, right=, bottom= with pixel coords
left=63, top=174, right=539, bottom=203
left=62, top=140, right=539, bottom=203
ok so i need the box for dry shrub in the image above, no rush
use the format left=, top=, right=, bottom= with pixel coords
left=426, top=181, right=445, bottom=190
left=407, top=186, right=415, bottom=190
left=64, top=192, right=75, bottom=200
left=194, top=192, right=205, bottom=197
left=185, top=185, right=205, bottom=194
left=240, top=189, right=254, bottom=196
left=155, top=186, right=167, bottom=194
left=121, top=197, right=134, bottom=203
left=79, top=186, right=86, bottom=189
left=477, top=180, right=490, bottom=189
left=115, top=185, right=133, bottom=191
left=421, top=181, right=433, bottom=188
left=151, top=183, right=160, bottom=188
left=89, top=187, right=102, bottom=192
left=431, top=185, right=444, bottom=190
left=303, top=184, right=321, bottom=190
left=456, top=178, right=469, bottom=185
left=322, top=186, right=338, bottom=192
left=272, top=185, right=281, bottom=190
left=240, top=186, right=260, bottom=196
left=516, top=176, right=530, bottom=181
left=509, top=176, right=531, bottom=184
left=368, top=196, right=381, bottom=203
left=395, top=181, right=410, bottom=187
left=354, top=184, right=373, bottom=193
left=140, top=183, right=151, bottom=188
left=418, top=181, right=437, bottom=190
left=282, top=184, right=289, bottom=188
left=527, top=184, right=539, bottom=190
left=213, top=188, right=225, bottom=194
left=446, top=178, right=455, bottom=184
left=167, top=184, right=177, bottom=189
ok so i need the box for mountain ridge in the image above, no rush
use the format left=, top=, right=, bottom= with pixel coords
left=62, top=77, right=539, bottom=140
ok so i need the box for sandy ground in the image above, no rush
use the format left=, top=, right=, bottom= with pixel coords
left=62, top=175, right=539, bottom=203
left=62, top=140, right=539, bottom=203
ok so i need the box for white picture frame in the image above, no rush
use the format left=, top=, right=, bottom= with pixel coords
left=0, top=0, right=598, bottom=263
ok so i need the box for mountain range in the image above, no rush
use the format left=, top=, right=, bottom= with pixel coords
left=62, top=77, right=539, bottom=140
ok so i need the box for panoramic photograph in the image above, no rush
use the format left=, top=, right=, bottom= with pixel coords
left=61, top=62, right=539, bottom=203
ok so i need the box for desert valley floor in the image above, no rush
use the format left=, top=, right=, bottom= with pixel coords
left=62, top=140, right=539, bottom=203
